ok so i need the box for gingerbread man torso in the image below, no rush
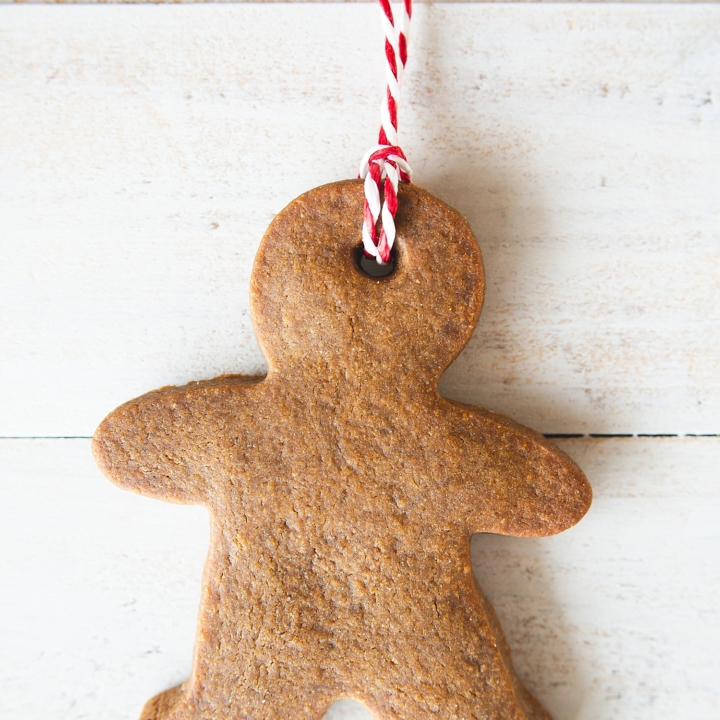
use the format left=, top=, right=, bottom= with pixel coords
left=93, top=181, right=591, bottom=720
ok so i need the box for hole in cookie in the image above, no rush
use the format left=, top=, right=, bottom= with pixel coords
left=353, top=244, right=396, bottom=278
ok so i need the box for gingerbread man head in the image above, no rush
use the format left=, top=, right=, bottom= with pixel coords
left=250, top=180, right=484, bottom=384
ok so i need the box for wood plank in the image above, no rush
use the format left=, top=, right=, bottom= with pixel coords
left=0, top=437, right=717, bottom=718
left=1, top=4, right=718, bottom=436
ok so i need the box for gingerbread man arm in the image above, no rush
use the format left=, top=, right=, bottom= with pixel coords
left=92, top=377, right=260, bottom=504
left=92, top=385, right=209, bottom=504
left=446, top=402, right=592, bottom=537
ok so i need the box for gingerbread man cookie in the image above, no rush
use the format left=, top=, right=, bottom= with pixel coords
left=93, top=180, right=591, bottom=720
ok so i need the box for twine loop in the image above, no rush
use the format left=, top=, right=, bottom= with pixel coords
left=359, top=0, right=413, bottom=265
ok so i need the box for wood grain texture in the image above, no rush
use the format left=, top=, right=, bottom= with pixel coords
left=0, top=4, right=718, bottom=437
left=0, top=437, right=717, bottom=719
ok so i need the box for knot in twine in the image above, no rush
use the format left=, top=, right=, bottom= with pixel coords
left=359, top=0, right=413, bottom=265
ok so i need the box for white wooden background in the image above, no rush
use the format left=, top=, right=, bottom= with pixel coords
left=1, top=4, right=718, bottom=720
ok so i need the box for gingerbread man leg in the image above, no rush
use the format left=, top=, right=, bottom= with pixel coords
left=139, top=684, right=186, bottom=720
left=338, top=582, right=553, bottom=720
left=142, top=675, right=345, bottom=720
left=365, top=627, right=553, bottom=720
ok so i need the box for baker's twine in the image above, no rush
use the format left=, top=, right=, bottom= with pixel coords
left=359, top=0, right=413, bottom=265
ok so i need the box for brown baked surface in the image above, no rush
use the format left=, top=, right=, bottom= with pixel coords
left=93, top=179, right=591, bottom=720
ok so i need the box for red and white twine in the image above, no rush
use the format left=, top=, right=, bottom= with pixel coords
left=359, top=0, right=413, bottom=264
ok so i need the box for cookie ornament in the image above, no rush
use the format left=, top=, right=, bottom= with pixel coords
left=93, top=4, right=591, bottom=720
